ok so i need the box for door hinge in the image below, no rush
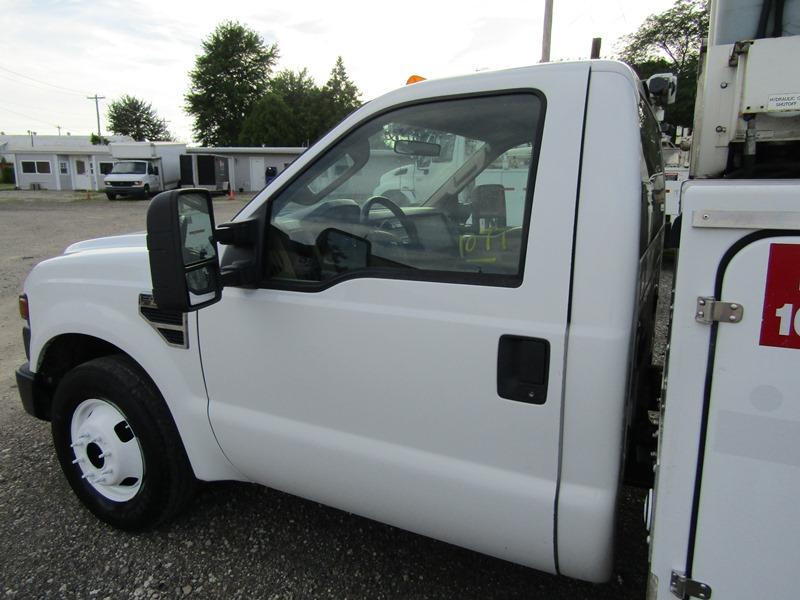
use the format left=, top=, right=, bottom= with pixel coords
left=671, top=571, right=712, bottom=599
left=695, top=297, right=743, bottom=324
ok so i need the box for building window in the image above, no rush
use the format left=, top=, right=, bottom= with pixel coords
left=99, top=162, right=114, bottom=175
left=59, top=161, right=69, bottom=175
left=75, top=160, right=86, bottom=175
left=22, top=161, right=53, bottom=174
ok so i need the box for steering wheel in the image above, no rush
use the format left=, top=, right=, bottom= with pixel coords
left=360, top=195, right=419, bottom=247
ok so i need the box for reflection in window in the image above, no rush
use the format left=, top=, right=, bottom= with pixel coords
left=265, top=93, right=543, bottom=287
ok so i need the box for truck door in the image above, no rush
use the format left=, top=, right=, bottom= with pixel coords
left=683, top=234, right=800, bottom=598
left=198, top=66, right=590, bottom=573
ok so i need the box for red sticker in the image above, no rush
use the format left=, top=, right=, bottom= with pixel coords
left=760, top=243, right=800, bottom=349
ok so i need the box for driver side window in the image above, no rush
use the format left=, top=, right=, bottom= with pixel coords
left=265, top=93, right=544, bottom=289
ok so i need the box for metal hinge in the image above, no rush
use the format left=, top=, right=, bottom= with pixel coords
left=671, top=571, right=712, bottom=599
left=695, top=297, right=743, bottom=324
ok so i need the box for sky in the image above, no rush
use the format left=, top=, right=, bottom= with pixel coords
left=0, top=0, right=675, bottom=144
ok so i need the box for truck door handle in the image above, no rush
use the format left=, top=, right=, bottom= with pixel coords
left=497, top=335, right=549, bottom=405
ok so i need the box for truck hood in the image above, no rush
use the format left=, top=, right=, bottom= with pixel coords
left=64, top=232, right=146, bottom=254
left=25, top=232, right=152, bottom=307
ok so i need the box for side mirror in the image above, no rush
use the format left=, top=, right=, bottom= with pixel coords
left=317, top=228, right=370, bottom=273
left=146, top=188, right=222, bottom=311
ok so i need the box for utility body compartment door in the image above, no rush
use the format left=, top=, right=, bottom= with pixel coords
left=649, top=182, right=800, bottom=599
left=198, top=64, right=591, bottom=573
left=686, top=235, right=800, bottom=599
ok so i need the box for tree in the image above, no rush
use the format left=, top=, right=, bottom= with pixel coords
left=185, top=21, right=279, bottom=146
left=238, top=68, right=323, bottom=147
left=321, top=57, right=362, bottom=129
left=106, top=95, right=172, bottom=141
left=89, top=133, right=110, bottom=145
left=269, top=68, right=325, bottom=145
left=617, top=0, right=709, bottom=128
left=238, top=94, right=294, bottom=146
left=238, top=59, right=363, bottom=148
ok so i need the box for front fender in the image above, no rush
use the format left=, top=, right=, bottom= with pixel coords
left=25, top=253, right=244, bottom=483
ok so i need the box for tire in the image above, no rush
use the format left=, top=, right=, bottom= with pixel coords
left=106, top=192, right=117, bottom=200
left=142, top=184, right=151, bottom=199
left=51, top=355, right=196, bottom=530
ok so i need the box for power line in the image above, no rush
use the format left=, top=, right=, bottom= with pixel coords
left=0, top=94, right=93, bottom=120
left=0, top=65, right=88, bottom=96
left=0, top=103, right=83, bottom=131
left=0, top=72, right=74, bottom=96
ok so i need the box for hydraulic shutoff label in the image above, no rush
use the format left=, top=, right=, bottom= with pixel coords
left=767, top=93, right=800, bottom=112
left=760, top=243, right=800, bottom=349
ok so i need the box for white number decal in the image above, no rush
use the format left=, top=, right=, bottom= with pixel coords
left=775, top=303, right=800, bottom=336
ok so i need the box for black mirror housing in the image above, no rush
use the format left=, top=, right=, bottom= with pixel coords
left=146, top=188, right=222, bottom=312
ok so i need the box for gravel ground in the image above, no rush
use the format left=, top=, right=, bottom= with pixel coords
left=0, top=191, right=666, bottom=599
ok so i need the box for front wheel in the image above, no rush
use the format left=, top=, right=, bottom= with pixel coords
left=51, top=355, right=196, bottom=530
left=141, top=184, right=151, bottom=199
left=105, top=192, right=117, bottom=200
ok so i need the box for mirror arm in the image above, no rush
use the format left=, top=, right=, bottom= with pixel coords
left=215, top=218, right=259, bottom=246
left=220, top=261, right=259, bottom=288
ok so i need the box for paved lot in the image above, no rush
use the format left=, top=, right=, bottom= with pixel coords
left=0, top=192, right=652, bottom=599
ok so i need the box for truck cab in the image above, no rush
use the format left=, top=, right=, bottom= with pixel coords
left=17, top=60, right=664, bottom=584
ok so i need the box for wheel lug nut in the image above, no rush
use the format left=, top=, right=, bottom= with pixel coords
left=71, top=457, right=84, bottom=465
left=71, top=434, right=90, bottom=448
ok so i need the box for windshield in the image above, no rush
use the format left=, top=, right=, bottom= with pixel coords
left=111, top=161, right=146, bottom=174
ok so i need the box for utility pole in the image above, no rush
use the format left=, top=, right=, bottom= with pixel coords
left=591, top=37, right=602, bottom=59
left=541, top=0, right=554, bottom=63
left=57, top=125, right=62, bottom=136
left=86, top=94, right=105, bottom=137
left=27, top=130, right=36, bottom=147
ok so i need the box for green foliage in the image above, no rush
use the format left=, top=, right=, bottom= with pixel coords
left=238, top=93, right=294, bottom=146
left=268, top=68, right=326, bottom=146
left=618, top=0, right=709, bottom=128
left=618, top=0, right=709, bottom=70
left=321, top=56, right=362, bottom=125
left=106, top=95, right=172, bottom=141
left=1, top=157, right=15, bottom=184
left=185, top=21, right=279, bottom=146
left=238, top=57, right=363, bottom=147
left=89, top=133, right=110, bottom=145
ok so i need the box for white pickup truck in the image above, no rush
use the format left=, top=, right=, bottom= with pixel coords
left=15, top=54, right=800, bottom=599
